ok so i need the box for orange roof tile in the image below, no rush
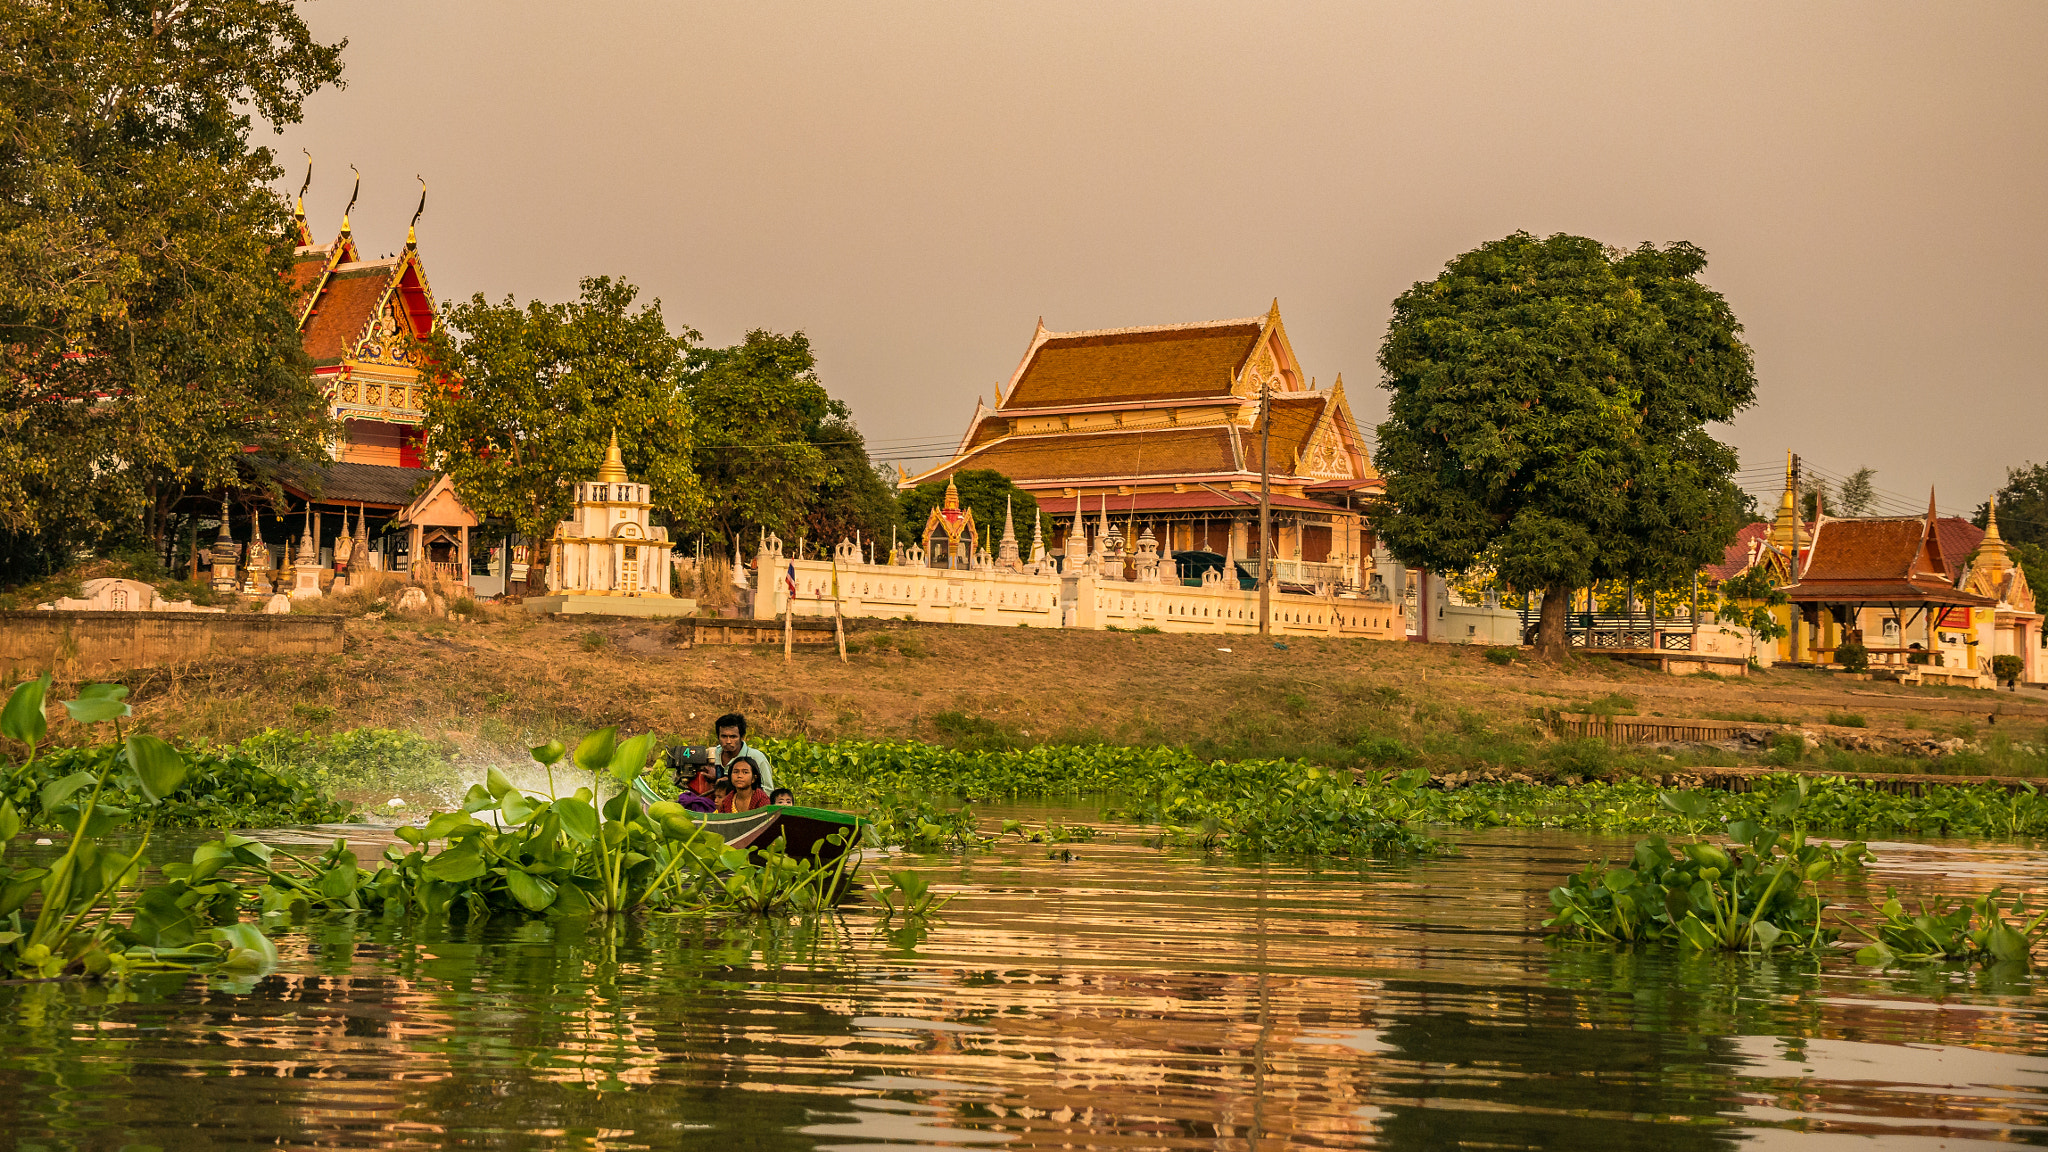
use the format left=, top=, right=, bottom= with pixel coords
left=302, top=262, right=397, bottom=365
left=1250, top=394, right=1327, bottom=469
left=931, top=427, right=1241, bottom=485
left=1003, top=322, right=1262, bottom=411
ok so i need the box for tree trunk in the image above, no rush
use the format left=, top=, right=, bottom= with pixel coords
left=1535, top=580, right=1574, bottom=660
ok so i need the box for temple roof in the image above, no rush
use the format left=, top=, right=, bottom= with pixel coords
left=1251, top=394, right=1327, bottom=470
left=1783, top=507, right=1994, bottom=607
left=1703, top=521, right=1778, bottom=581
left=302, top=261, right=404, bottom=365
left=1000, top=319, right=1265, bottom=411
left=271, top=460, right=434, bottom=509
left=924, top=426, right=1243, bottom=485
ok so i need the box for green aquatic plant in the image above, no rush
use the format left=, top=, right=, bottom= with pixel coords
left=874, top=870, right=950, bottom=919
left=0, top=676, right=273, bottom=981
left=1850, top=887, right=2048, bottom=970
left=1543, top=821, right=1871, bottom=953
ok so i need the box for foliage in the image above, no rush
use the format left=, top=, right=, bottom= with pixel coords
left=1370, top=233, right=1757, bottom=655
left=874, top=871, right=950, bottom=919
left=0, top=675, right=281, bottom=980
left=1835, top=638, right=1869, bottom=673
left=897, top=470, right=1038, bottom=547
left=7, top=742, right=355, bottom=830
left=1824, top=712, right=1867, bottom=728
left=1544, top=804, right=1871, bottom=953
left=0, top=0, right=345, bottom=555
left=1975, top=462, right=2048, bottom=549
left=1484, top=647, right=1517, bottom=666
left=425, top=276, right=703, bottom=545
left=1835, top=467, right=1879, bottom=517
left=1715, top=564, right=1790, bottom=644
left=1994, top=654, right=2024, bottom=685
left=684, top=329, right=842, bottom=547
left=803, top=417, right=900, bottom=548
left=1851, top=887, right=2048, bottom=970
left=237, top=726, right=450, bottom=797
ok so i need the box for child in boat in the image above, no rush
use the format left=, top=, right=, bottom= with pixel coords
left=717, top=761, right=770, bottom=812
left=768, top=788, right=794, bottom=807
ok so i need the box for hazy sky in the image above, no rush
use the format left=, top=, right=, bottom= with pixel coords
left=277, top=2, right=2047, bottom=519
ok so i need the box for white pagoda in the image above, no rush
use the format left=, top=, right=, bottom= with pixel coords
left=526, top=432, right=693, bottom=617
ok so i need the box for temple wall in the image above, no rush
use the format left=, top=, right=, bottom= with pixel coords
left=750, top=547, right=1403, bottom=640
left=0, top=610, right=345, bottom=678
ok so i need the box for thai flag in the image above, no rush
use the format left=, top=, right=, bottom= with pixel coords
left=786, top=561, right=797, bottom=597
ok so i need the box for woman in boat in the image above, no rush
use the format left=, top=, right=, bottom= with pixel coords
left=718, top=761, right=770, bottom=812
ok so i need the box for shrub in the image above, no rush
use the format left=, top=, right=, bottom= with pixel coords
left=1994, top=655, right=2025, bottom=685
left=580, top=630, right=608, bottom=652
left=1836, top=638, right=1869, bottom=673
left=1825, top=712, right=1868, bottom=729
left=1484, top=647, right=1516, bottom=666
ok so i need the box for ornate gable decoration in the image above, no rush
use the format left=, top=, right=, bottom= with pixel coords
left=1303, top=423, right=1353, bottom=479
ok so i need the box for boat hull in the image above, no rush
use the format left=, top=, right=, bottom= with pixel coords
left=692, top=805, right=865, bottom=864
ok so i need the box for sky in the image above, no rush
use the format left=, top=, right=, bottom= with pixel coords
left=275, top=1, right=2048, bottom=521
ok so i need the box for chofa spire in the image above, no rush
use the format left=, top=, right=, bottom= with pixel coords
left=1979, top=496, right=2014, bottom=573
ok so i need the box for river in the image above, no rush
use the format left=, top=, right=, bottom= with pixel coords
left=1, top=809, right=2044, bottom=1149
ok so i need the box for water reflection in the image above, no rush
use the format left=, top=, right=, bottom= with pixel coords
left=0, top=822, right=2044, bottom=1149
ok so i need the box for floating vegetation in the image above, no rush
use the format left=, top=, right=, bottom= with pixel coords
left=1850, top=888, right=2048, bottom=971
left=1544, top=784, right=1872, bottom=953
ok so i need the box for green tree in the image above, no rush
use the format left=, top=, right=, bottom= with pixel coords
left=423, top=277, right=702, bottom=546
left=0, top=0, right=345, bottom=562
left=898, top=470, right=1038, bottom=552
left=1835, top=467, right=1878, bottom=516
left=802, top=418, right=899, bottom=548
left=1372, top=232, right=1757, bottom=658
left=684, top=330, right=839, bottom=550
left=1975, top=462, right=2048, bottom=548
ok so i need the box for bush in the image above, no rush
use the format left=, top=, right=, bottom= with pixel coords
left=1836, top=638, right=1869, bottom=673
left=580, top=630, right=608, bottom=652
left=1825, top=712, right=1868, bottom=729
left=1994, top=655, right=2025, bottom=685
left=1484, top=647, right=1516, bottom=666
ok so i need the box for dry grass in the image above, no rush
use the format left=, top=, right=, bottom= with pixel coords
left=32, top=616, right=2045, bottom=774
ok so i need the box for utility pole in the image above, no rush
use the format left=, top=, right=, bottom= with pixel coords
left=1258, top=375, right=1272, bottom=637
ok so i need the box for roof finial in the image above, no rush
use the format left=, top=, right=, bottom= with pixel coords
left=341, top=164, right=360, bottom=234
left=1928, top=486, right=1939, bottom=522
left=597, top=428, right=629, bottom=483
left=1980, top=496, right=2014, bottom=572
left=407, top=175, right=426, bottom=249
left=296, top=149, right=312, bottom=218
left=942, top=476, right=961, bottom=511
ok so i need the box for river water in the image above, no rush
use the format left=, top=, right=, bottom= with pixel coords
left=2, top=810, right=2046, bottom=1150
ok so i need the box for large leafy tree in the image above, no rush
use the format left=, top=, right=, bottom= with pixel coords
left=801, top=417, right=899, bottom=549
left=684, top=330, right=842, bottom=549
left=1973, top=462, right=2048, bottom=595
left=898, top=470, right=1038, bottom=552
left=1372, top=232, right=1757, bottom=657
left=423, top=277, right=702, bottom=546
left=0, top=0, right=345, bottom=565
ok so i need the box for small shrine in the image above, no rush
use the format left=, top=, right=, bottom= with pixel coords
left=526, top=432, right=694, bottom=617
left=921, top=478, right=979, bottom=569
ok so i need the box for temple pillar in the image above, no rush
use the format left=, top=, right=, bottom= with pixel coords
left=1227, top=519, right=1247, bottom=564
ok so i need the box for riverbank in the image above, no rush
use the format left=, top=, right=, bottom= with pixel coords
left=35, top=612, right=2048, bottom=782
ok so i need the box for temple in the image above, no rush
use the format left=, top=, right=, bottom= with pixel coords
left=903, top=302, right=1381, bottom=590
left=526, top=432, right=689, bottom=616
left=288, top=181, right=438, bottom=467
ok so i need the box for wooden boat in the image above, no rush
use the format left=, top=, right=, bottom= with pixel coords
left=694, top=804, right=867, bottom=864
left=630, top=780, right=866, bottom=865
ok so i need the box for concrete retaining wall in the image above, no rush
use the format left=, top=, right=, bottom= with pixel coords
left=0, top=610, right=345, bottom=678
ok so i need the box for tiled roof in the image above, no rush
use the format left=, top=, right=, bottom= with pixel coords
left=271, top=460, right=433, bottom=508
left=1251, top=394, right=1327, bottom=469
left=288, top=254, right=329, bottom=312
left=1783, top=578, right=1993, bottom=607
left=1002, top=321, right=1263, bottom=411
left=1044, top=489, right=1344, bottom=515
left=1800, top=518, right=1932, bottom=582
left=929, top=427, right=1242, bottom=484
left=1935, top=517, right=1984, bottom=580
left=1703, top=521, right=1774, bottom=581
left=302, top=262, right=397, bottom=365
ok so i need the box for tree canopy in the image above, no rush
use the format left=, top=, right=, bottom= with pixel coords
left=0, top=0, right=346, bottom=564
left=1371, top=232, right=1757, bottom=655
left=898, top=470, right=1038, bottom=553
left=1973, top=462, right=2048, bottom=597
left=423, top=277, right=702, bottom=545
left=684, top=330, right=846, bottom=548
